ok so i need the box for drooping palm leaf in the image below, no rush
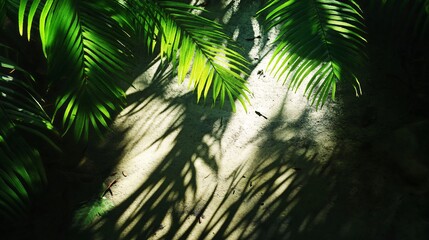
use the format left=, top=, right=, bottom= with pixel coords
left=0, top=44, right=57, bottom=146
left=0, top=119, right=47, bottom=222
left=127, top=0, right=160, bottom=54
left=133, top=0, right=250, bottom=111
left=258, top=0, right=367, bottom=107
left=19, top=0, right=134, bottom=141
left=0, top=49, right=52, bottom=222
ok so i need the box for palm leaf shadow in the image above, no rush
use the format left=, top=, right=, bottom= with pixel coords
left=193, top=99, right=404, bottom=240
left=70, top=57, right=232, bottom=238
left=66, top=1, right=429, bottom=239
left=200, top=0, right=271, bottom=65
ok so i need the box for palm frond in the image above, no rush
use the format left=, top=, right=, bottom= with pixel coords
left=0, top=45, right=57, bottom=147
left=25, top=0, right=135, bottom=141
left=0, top=122, right=46, bottom=222
left=126, top=0, right=160, bottom=54
left=134, top=0, right=250, bottom=111
left=71, top=197, right=114, bottom=229
left=0, top=51, right=52, bottom=222
left=258, top=0, right=367, bottom=107
left=17, top=0, right=42, bottom=40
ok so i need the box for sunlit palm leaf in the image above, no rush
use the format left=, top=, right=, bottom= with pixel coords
left=258, top=0, right=367, bottom=107
left=136, top=0, right=250, bottom=111
left=16, top=0, right=42, bottom=40
left=26, top=0, right=135, bottom=141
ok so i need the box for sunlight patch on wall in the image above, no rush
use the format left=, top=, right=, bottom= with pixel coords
left=232, top=27, right=240, bottom=41
left=88, top=2, right=341, bottom=239
left=248, top=17, right=262, bottom=59
left=221, top=0, right=241, bottom=24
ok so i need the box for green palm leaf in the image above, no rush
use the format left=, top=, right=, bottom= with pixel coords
left=21, top=0, right=135, bottom=141
left=258, top=0, right=367, bottom=107
left=71, top=197, right=114, bottom=229
left=0, top=45, right=57, bottom=146
left=0, top=49, right=52, bottom=222
left=0, top=120, right=46, bottom=222
left=128, top=1, right=160, bottom=54
left=134, top=0, right=250, bottom=111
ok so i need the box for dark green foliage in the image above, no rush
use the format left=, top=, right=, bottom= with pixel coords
left=0, top=47, right=51, bottom=223
left=71, top=197, right=114, bottom=229
left=257, top=0, right=367, bottom=107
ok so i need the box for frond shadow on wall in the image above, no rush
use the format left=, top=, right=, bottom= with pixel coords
left=64, top=54, right=233, bottom=239
left=62, top=1, right=429, bottom=239
left=67, top=90, right=394, bottom=240
left=199, top=0, right=271, bottom=66
left=72, top=73, right=429, bottom=239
